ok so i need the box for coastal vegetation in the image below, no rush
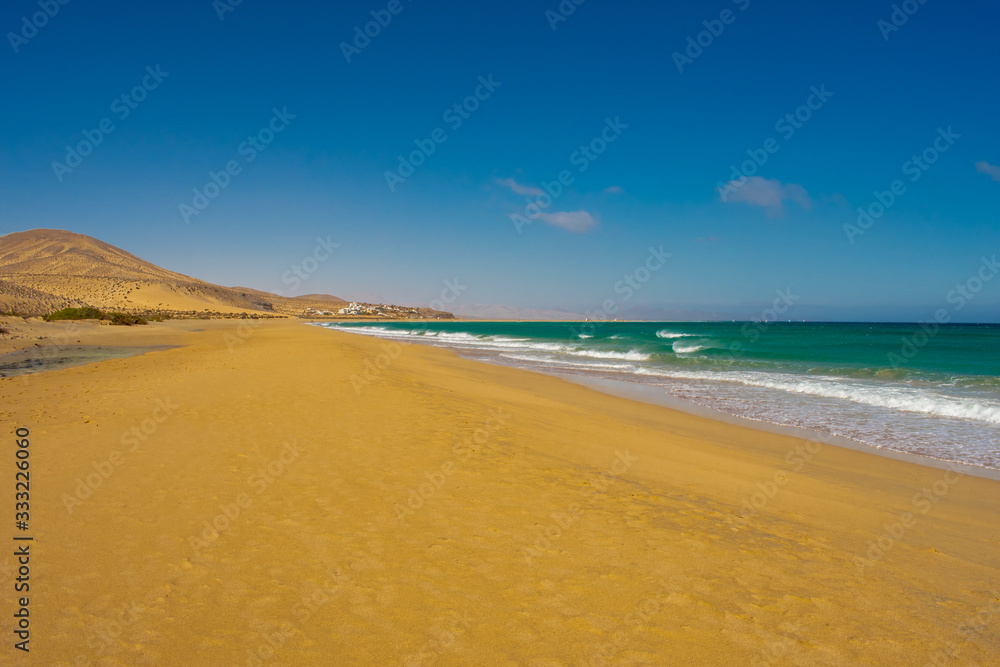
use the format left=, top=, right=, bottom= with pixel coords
left=43, top=307, right=148, bottom=326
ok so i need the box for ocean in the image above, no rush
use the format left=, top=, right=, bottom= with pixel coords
left=316, top=321, right=1000, bottom=471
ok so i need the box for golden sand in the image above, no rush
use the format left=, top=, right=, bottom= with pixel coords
left=1, top=319, right=998, bottom=665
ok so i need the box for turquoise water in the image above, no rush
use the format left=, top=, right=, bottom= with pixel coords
left=319, top=321, right=1000, bottom=469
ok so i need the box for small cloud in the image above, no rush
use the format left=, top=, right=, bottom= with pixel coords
left=496, top=177, right=543, bottom=197
left=604, top=186, right=625, bottom=195
left=976, top=161, right=1000, bottom=183
left=720, top=176, right=812, bottom=218
left=537, top=210, right=597, bottom=233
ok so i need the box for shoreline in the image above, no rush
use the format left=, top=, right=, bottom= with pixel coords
left=549, top=372, right=1000, bottom=482
left=319, top=321, right=1000, bottom=481
left=3, top=319, right=999, bottom=664
left=7, top=316, right=999, bottom=481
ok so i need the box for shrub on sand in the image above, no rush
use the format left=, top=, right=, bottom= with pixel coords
left=43, top=307, right=104, bottom=321
left=42, top=307, right=148, bottom=326
left=105, top=312, right=148, bottom=326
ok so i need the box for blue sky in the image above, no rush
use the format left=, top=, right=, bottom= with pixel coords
left=1, top=0, right=998, bottom=320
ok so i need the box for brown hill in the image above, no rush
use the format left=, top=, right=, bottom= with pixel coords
left=0, top=229, right=193, bottom=281
left=0, top=229, right=347, bottom=317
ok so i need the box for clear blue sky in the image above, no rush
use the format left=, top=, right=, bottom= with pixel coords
left=2, top=0, right=999, bottom=320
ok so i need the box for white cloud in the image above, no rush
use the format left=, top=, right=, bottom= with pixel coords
left=604, top=185, right=625, bottom=195
left=976, top=161, right=1000, bottom=183
left=496, top=177, right=543, bottom=197
left=496, top=176, right=598, bottom=233
left=721, top=176, right=812, bottom=217
left=537, top=210, right=597, bottom=233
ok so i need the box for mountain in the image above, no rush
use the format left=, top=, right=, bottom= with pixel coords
left=0, top=229, right=195, bottom=281
left=0, top=229, right=347, bottom=317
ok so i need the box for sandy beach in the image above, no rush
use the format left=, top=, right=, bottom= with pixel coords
left=2, top=318, right=998, bottom=666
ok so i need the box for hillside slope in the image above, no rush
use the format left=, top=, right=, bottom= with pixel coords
left=0, top=229, right=346, bottom=316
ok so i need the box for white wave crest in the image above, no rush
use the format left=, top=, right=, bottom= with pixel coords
left=656, top=329, right=691, bottom=339
left=637, top=367, right=1000, bottom=425
left=568, top=349, right=651, bottom=361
